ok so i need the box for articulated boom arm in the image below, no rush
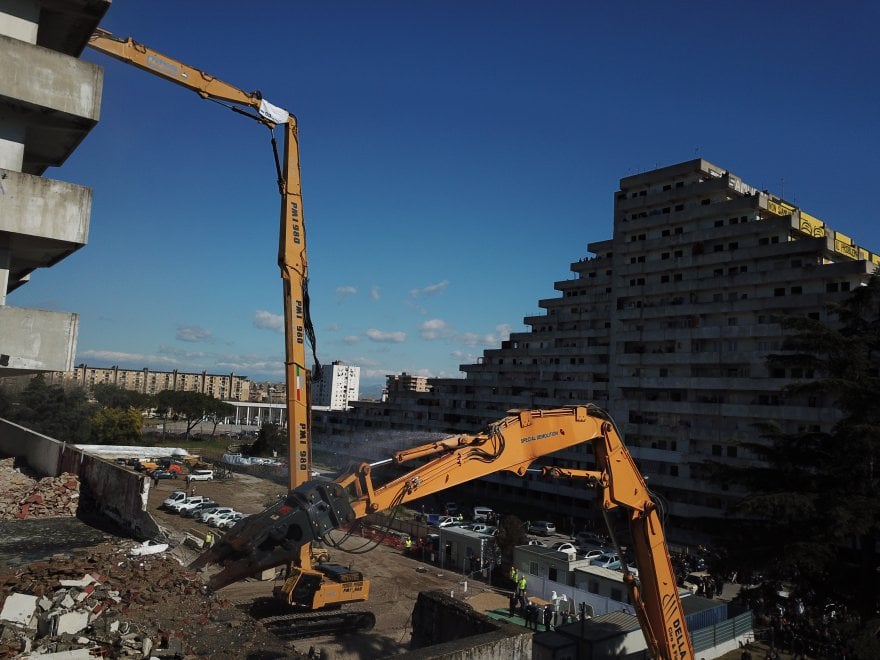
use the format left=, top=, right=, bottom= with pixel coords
left=542, top=427, right=694, bottom=660
left=87, top=30, right=313, bottom=491
left=341, top=405, right=609, bottom=517
left=192, top=405, right=611, bottom=586
left=191, top=405, right=692, bottom=659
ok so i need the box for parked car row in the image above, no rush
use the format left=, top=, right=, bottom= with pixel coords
left=160, top=491, right=246, bottom=529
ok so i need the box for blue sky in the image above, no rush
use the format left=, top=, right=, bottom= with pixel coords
left=12, top=2, right=880, bottom=391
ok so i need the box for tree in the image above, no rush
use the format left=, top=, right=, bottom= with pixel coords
left=91, top=406, right=143, bottom=444
left=10, top=375, right=95, bottom=442
left=92, top=383, right=153, bottom=411
left=251, top=422, right=286, bottom=458
left=204, top=399, right=236, bottom=436
left=154, top=390, right=225, bottom=438
left=712, top=272, right=880, bottom=618
left=494, top=514, right=528, bottom=564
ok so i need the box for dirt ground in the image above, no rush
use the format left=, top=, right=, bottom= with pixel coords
left=146, top=473, right=511, bottom=658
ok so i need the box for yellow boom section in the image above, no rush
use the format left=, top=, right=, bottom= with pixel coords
left=87, top=29, right=312, bottom=491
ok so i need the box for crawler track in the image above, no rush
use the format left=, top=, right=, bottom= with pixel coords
left=259, top=609, right=376, bottom=640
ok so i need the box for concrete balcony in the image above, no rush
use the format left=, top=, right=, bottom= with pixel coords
left=0, top=33, right=103, bottom=174
left=0, top=305, right=78, bottom=374
left=1, top=168, right=90, bottom=292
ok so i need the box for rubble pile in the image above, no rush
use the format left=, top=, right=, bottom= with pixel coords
left=0, top=458, right=79, bottom=520
left=0, top=540, right=282, bottom=659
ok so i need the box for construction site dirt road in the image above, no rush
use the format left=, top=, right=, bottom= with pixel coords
left=147, top=474, right=506, bottom=658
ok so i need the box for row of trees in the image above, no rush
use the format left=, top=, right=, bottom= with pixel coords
left=0, top=378, right=235, bottom=444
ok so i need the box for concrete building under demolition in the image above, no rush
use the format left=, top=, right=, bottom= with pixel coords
left=0, top=0, right=110, bottom=377
left=315, top=158, right=880, bottom=544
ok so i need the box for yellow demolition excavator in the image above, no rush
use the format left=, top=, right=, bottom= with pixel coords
left=88, top=30, right=693, bottom=658
left=193, top=405, right=695, bottom=659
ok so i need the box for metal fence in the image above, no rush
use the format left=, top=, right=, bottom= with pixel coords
left=689, top=611, right=754, bottom=652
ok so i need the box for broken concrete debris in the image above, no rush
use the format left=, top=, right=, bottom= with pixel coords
left=0, top=540, right=224, bottom=658
left=0, top=458, right=79, bottom=520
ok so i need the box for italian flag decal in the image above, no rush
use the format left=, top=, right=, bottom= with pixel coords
left=296, top=365, right=302, bottom=401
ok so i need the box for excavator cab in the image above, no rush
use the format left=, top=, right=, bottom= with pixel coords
left=274, top=563, right=371, bottom=610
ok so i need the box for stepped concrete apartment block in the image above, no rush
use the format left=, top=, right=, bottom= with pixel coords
left=315, top=158, right=879, bottom=544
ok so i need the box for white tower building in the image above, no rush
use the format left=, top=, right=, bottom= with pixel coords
left=313, top=361, right=360, bottom=410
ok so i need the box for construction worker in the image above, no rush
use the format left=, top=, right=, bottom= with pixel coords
left=404, top=536, right=412, bottom=553
left=518, top=575, right=527, bottom=596
left=509, top=566, right=518, bottom=583
left=204, top=531, right=214, bottom=548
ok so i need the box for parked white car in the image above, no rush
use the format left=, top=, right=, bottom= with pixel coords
left=589, top=552, right=621, bottom=569
left=581, top=548, right=607, bottom=561
left=218, top=513, right=247, bottom=529
left=162, top=491, right=187, bottom=509
left=209, top=510, right=241, bottom=527
left=551, top=541, right=577, bottom=557
left=170, top=496, right=214, bottom=514
left=203, top=508, right=237, bottom=526
left=187, top=469, right=214, bottom=482
left=471, top=506, right=494, bottom=522
left=182, top=501, right=218, bottom=518
left=198, top=507, right=234, bottom=523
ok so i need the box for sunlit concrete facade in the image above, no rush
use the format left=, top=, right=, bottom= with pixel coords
left=0, top=0, right=110, bottom=375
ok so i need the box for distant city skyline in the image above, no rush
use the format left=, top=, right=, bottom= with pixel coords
left=10, top=2, right=879, bottom=388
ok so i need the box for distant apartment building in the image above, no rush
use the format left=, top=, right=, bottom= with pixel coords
left=0, top=2, right=109, bottom=377
left=47, top=365, right=251, bottom=402
left=315, top=158, right=879, bottom=544
left=312, top=361, right=360, bottom=410
left=382, top=372, right=431, bottom=401
left=249, top=381, right=287, bottom=404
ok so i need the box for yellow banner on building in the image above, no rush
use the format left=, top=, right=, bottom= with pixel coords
left=799, top=211, right=825, bottom=238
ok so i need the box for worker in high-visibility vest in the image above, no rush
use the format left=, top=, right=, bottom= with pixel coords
left=518, top=575, right=527, bottom=595
left=404, top=536, right=412, bottom=553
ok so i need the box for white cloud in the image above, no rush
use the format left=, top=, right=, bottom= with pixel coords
left=78, top=349, right=178, bottom=367
left=419, top=318, right=453, bottom=340
left=253, top=310, right=283, bottom=332
left=370, top=285, right=381, bottom=301
left=458, top=324, right=512, bottom=348
left=343, top=335, right=360, bottom=344
left=491, top=324, right=512, bottom=343
left=79, top=347, right=288, bottom=380
left=409, top=280, right=449, bottom=298
left=336, top=285, right=357, bottom=299
left=366, top=328, right=406, bottom=343
left=176, top=325, right=212, bottom=342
